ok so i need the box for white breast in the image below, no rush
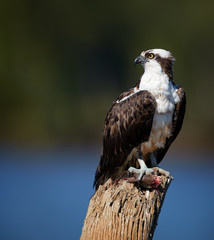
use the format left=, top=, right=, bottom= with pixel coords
left=139, top=70, right=180, bottom=155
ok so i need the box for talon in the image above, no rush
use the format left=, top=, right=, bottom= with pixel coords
left=145, top=168, right=153, bottom=174
left=154, top=167, right=170, bottom=177
left=128, top=159, right=153, bottom=181
left=128, top=167, right=137, bottom=173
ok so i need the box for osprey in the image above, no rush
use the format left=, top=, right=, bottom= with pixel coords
left=94, top=49, right=186, bottom=190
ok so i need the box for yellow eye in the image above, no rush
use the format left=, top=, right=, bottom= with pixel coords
left=148, top=53, right=154, bottom=59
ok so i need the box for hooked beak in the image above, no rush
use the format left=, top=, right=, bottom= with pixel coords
left=134, top=55, right=147, bottom=65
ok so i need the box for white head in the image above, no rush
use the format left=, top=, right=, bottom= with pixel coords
left=134, top=49, right=175, bottom=80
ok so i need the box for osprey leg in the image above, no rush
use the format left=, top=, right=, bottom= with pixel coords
left=128, top=159, right=153, bottom=181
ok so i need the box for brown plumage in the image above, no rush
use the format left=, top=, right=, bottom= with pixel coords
left=94, top=90, right=156, bottom=189
left=94, top=48, right=186, bottom=190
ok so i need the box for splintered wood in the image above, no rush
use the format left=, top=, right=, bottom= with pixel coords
left=81, top=173, right=172, bottom=240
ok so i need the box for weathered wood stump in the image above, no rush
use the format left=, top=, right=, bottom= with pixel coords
left=81, top=172, right=172, bottom=240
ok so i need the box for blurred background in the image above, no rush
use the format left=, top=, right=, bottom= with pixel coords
left=1, top=0, right=214, bottom=239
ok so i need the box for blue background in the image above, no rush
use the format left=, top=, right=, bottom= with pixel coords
left=1, top=149, right=213, bottom=240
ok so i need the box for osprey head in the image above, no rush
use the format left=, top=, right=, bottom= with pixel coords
left=134, top=49, right=175, bottom=80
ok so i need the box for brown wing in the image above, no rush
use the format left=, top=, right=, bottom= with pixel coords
left=155, top=86, right=186, bottom=164
left=94, top=90, right=156, bottom=189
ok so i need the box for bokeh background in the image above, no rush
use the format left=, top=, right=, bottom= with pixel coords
left=1, top=0, right=214, bottom=239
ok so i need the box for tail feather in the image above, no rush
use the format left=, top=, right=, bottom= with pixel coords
left=93, top=167, right=101, bottom=190
left=93, top=156, right=107, bottom=190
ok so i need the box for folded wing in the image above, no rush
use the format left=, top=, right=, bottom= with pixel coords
left=94, top=90, right=156, bottom=189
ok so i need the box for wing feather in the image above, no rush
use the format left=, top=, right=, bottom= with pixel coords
left=94, top=89, right=156, bottom=189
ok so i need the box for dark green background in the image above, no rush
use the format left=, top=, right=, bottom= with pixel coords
left=1, top=0, right=214, bottom=149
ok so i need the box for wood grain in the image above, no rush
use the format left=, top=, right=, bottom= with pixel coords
left=81, top=172, right=173, bottom=240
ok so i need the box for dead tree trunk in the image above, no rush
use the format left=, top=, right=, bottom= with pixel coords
left=81, top=172, right=173, bottom=240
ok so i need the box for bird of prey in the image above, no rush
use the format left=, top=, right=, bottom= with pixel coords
left=94, top=49, right=186, bottom=190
